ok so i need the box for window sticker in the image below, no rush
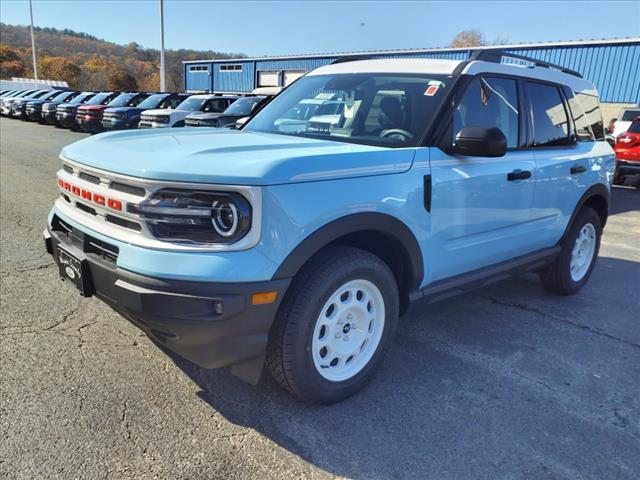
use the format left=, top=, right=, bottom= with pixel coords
left=425, top=85, right=439, bottom=96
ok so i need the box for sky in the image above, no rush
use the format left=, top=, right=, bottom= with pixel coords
left=1, top=0, right=639, bottom=56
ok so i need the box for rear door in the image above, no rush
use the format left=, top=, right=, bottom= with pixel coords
left=428, top=75, right=538, bottom=283
left=526, top=81, right=596, bottom=246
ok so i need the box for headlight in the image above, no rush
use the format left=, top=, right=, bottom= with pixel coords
left=128, top=189, right=252, bottom=245
left=154, top=115, right=170, bottom=124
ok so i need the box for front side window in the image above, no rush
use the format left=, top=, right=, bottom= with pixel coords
left=245, top=73, right=450, bottom=147
left=202, top=98, right=233, bottom=113
left=452, top=77, right=519, bottom=148
left=528, top=82, right=570, bottom=147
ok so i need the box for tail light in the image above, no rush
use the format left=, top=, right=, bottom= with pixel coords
left=616, top=135, right=640, bottom=147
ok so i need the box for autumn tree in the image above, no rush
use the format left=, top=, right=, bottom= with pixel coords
left=450, top=29, right=486, bottom=48
left=108, top=69, right=138, bottom=91
left=0, top=44, right=27, bottom=77
left=38, top=57, right=82, bottom=87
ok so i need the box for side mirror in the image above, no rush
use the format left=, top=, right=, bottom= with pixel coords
left=451, top=126, right=507, bottom=157
left=235, top=117, right=249, bottom=129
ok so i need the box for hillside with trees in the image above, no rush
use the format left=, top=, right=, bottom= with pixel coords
left=0, top=23, right=243, bottom=91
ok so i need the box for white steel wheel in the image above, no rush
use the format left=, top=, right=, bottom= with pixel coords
left=311, top=279, right=385, bottom=382
left=570, top=223, right=596, bottom=282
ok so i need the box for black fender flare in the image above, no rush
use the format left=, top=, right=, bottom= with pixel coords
left=271, top=212, right=424, bottom=292
left=561, top=183, right=610, bottom=241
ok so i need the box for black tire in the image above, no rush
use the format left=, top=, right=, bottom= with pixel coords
left=266, top=245, right=399, bottom=404
left=540, top=206, right=601, bottom=295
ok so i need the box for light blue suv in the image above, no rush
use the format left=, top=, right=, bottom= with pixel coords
left=45, top=51, right=615, bottom=403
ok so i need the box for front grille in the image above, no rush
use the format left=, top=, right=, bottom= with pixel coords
left=52, top=214, right=119, bottom=264
left=59, top=161, right=146, bottom=234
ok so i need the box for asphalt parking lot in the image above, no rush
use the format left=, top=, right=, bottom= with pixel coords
left=1, top=117, right=639, bottom=480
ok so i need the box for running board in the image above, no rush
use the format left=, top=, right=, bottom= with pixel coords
left=409, top=246, right=561, bottom=304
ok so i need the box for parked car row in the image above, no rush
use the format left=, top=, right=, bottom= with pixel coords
left=0, top=87, right=278, bottom=133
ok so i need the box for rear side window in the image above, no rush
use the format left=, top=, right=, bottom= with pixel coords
left=565, top=92, right=593, bottom=141
left=527, top=82, right=570, bottom=147
left=576, top=93, right=605, bottom=141
left=452, top=77, right=519, bottom=148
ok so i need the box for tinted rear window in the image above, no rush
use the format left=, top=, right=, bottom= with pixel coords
left=628, top=119, right=640, bottom=133
left=621, top=110, right=640, bottom=121
left=527, top=82, right=570, bottom=147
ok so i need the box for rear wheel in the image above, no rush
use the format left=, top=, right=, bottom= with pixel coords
left=266, top=246, right=399, bottom=404
left=540, top=206, right=601, bottom=295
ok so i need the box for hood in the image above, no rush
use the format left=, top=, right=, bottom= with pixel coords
left=142, top=109, right=175, bottom=116
left=78, top=105, right=108, bottom=111
left=105, top=107, right=142, bottom=114
left=61, top=128, right=415, bottom=186
left=186, top=112, right=223, bottom=121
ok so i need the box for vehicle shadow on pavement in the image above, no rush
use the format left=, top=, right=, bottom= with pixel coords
left=610, top=186, right=639, bottom=216
left=165, top=256, right=640, bottom=480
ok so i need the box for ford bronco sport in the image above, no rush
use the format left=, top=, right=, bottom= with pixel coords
left=45, top=51, right=615, bottom=404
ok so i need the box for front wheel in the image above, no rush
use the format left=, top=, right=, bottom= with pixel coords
left=266, top=246, right=399, bottom=404
left=540, top=206, right=602, bottom=295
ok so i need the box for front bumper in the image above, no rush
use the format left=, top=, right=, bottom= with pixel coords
left=138, top=120, right=169, bottom=129
left=101, top=118, right=131, bottom=130
left=26, top=109, right=42, bottom=121
left=42, top=110, right=57, bottom=124
left=11, top=107, right=27, bottom=118
left=45, top=219, right=290, bottom=379
left=77, top=117, right=103, bottom=132
left=615, top=159, right=640, bottom=176
left=56, top=112, right=77, bottom=128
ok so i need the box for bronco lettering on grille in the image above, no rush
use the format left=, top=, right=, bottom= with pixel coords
left=57, top=179, right=122, bottom=211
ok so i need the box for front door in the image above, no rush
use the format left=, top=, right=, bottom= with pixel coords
left=427, top=75, right=538, bottom=284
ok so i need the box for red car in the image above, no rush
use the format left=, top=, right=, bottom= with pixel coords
left=614, top=116, right=640, bottom=188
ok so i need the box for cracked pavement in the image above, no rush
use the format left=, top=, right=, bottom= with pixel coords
left=1, top=118, right=639, bottom=480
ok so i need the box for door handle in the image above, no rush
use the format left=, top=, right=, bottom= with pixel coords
left=570, top=165, right=587, bottom=175
left=507, top=169, right=532, bottom=181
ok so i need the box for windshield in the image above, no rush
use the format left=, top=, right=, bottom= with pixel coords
left=107, top=93, right=139, bottom=107
left=68, top=93, right=94, bottom=105
left=224, top=97, right=264, bottom=116
left=26, top=90, right=48, bottom=99
left=245, top=73, right=450, bottom=147
left=137, top=93, right=168, bottom=109
left=41, top=90, right=63, bottom=101
left=49, top=91, right=74, bottom=102
left=176, top=97, right=207, bottom=111
left=621, top=110, right=640, bottom=121
left=86, top=93, right=113, bottom=105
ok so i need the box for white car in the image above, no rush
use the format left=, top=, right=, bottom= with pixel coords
left=139, top=94, right=238, bottom=128
left=611, top=107, right=640, bottom=137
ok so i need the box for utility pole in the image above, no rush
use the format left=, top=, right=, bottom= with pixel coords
left=28, top=0, right=38, bottom=81
left=159, top=0, right=166, bottom=91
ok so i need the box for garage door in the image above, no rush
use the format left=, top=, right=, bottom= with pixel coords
left=258, top=71, right=280, bottom=87
left=283, top=71, right=305, bottom=86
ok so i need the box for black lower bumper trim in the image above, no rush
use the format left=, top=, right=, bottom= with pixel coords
left=46, top=227, right=291, bottom=376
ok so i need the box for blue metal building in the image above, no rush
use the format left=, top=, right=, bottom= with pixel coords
left=183, top=38, right=639, bottom=104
